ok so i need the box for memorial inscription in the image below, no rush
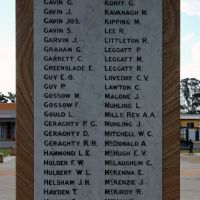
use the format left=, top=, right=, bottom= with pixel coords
left=34, top=0, right=162, bottom=200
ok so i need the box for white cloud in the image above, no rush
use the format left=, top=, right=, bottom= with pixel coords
left=181, top=0, right=200, bottom=16
left=0, top=41, right=16, bottom=93
left=182, top=33, right=194, bottom=42
left=181, top=64, right=200, bottom=79
left=191, top=41, right=200, bottom=64
left=181, top=41, right=200, bottom=79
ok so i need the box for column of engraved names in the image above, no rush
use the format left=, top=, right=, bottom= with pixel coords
left=41, top=1, right=96, bottom=199
left=103, top=1, right=155, bottom=200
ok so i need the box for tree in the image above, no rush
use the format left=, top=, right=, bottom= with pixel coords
left=0, top=92, right=16, bottom=103
left=5, top=92, right=16, bottom=103
left=180, top=78, right=200, bottom=114
left=0, top=93, right=8, bottom=103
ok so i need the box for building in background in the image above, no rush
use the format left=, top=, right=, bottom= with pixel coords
left=0, top=104, right=16, bottom=141
left=180, top=114, right=200, bottom=142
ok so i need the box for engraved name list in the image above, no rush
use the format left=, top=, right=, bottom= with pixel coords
left=34, top=0, right=162, bottom=200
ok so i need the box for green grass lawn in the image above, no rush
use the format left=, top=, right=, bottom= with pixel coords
left=0, top=148, right=10, bottom=157
left=181, top=149, right=200, bottom=154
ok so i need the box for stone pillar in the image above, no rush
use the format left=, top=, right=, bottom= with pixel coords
left=16, top=0, right=180, bottom=200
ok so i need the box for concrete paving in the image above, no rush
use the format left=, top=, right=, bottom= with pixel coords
left=0, top=156, right=15, bottom=200
left=180, top=153, right=200, bottom=200
left=0, top=176, right=15, bottom=200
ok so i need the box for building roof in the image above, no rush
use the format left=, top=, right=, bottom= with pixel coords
left=180, top=114, right=200, bottom=120
left=0, top=103, right=16, bottom=110
left=0, top=103, right=16, bottom=119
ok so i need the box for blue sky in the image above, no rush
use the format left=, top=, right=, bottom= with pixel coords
left=0, top=0, right=15, bottom=93
left=181, top=0, right=200, bottom=79
left=0, top=0, right=199, bottom=93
